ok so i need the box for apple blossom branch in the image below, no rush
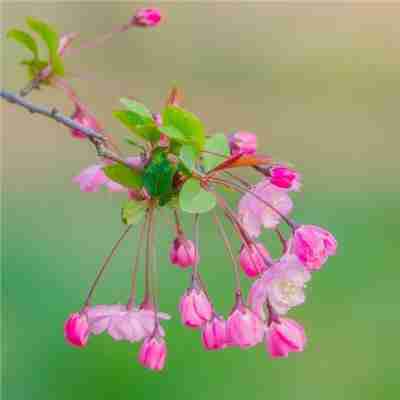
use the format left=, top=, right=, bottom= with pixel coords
left=0, top=89, right=133, bottom=169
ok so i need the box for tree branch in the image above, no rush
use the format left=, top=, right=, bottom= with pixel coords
left=0, top=89, right=133, bottom=168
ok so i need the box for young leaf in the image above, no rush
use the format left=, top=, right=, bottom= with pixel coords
left=203, top=133, right=230, bottom=172
left=163, top=106, right=205, bottom=150
left=7, top=29, right=39, bottom=60
left=120, top=98, right=153, bottom=121
left=158, top=125, right=187, bottom=143
left=121, top=200, right=147, bottom=225
left=179, top=178, right=216, bottom=214
left=179, top=144, right=198, bottom=172
left=103, top=164, right=143, bottom=189
left=21, top=59, right=48, bottom=80
left=26, top=17, right=64, bottom=75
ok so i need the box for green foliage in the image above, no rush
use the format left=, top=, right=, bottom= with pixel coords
left=162, top=106, right=206, bottom=151
left=119, top=98, right=153, bottom=120
left=103, top=164, right=143, bottom=189
left=202, top=133, right=230, bottom=172
left=7, top=29, right=39, bottom=60
left=21, top=59, right=48, bottom=80
left=158, top=125, right=187, bottom=143
left=179, top=178, right=216, bottom=214
left=121, top=200, right=147, bottom=225
left=179, top=145, right=198, bottom=172
left=143, top=151, right=176, bottom=206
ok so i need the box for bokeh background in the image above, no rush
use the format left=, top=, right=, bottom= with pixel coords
left=2, top=2, right=400, bottom=399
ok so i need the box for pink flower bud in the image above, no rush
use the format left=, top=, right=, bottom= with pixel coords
left=70, top=104, right=102, bottom=139
left=226, top=300, right=264, bottom=348
left=131, top=8, right=162, bottom=27
left=57, top=32, right=78, bottom=57
left=265, top=318, right=306, bottom=358
left=270, top=166, right=301, bottom=191
left=239, top=243, right=271, bottom=278
left=202, top=315, right=227, bottom=350
left=179, top=288, right=213, bottom=328
left=292, top=225, right=337, bottom=270
left=138, top=336, right=167, bottom=371
left=64, top=312, right=89, bottom=347
left=169, top=237, right=199, bottom=269
left=229, top=131, right=257, bottom=155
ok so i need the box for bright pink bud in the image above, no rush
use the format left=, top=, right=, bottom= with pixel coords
left=226, top=299, right=264, bottom=348
left=270, top=166, right=301, bottom=191
left=229, top=131, right=257, bottom=155
left=64, top=312, right=89, bottom=347
left=169, top=237, right=199, bottom=269
left=131, top=8, right=162, bottom=27
left=179, top=288, right=213, bottom=328
left=292, top=225, right=337, bottom=270
left=138, top=336, right=167, bottom=371
left=70, top=104, right=102, bottom=139
left=239, top=243, right=271, bottom=278
left=202, top=315, right=227, bottom=350
left=265, top=318, right=306, bottom=358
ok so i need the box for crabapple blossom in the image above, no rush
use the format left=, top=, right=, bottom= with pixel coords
left=201, top=315, right=228, bottom=351
left=229, top=131, right=257, bottom=155
left=169, top=236, right=198, bottom=268
left=64, top=312, right=90, bottom=347
left=269, top=165, right=301, bottom=191
left=179, top=287, right=213, bottom=328
left=239, top=242, right=271, bottom=278
left=138, top=335, right=167, bottom=371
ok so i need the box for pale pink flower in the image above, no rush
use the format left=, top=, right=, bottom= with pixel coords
left=249, top=255, right=311, bottom=317
left=228, top=131, right=257, bottom=155
left=265, top=318, right=306, bottom=358
left=291, top=225, right=337, bottom=270
left=138, top=336, right=167, bottom=371
left=179, top=288, right=213, bottom=328
left=202, top=315, right=227, bottom=351
left=238, top=181, right=293, bottom=237
left=169, top=237, right=199, bottom=269
left=70, top=103, right=103, bottom=139
left=239, top=242, right=271, bottom=278
left=64, top=312, right=90, bottom=347
left=73, top=164, right=127, bottom=193
left=86, top=304, right=170, bottom=342
left=270, top=166, right=301, bottom=192
left=131, top=8, right=162, bottom=27
left=226, top=299, right=264, bottom=348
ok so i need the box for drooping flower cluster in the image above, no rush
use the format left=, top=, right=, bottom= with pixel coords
left=6, top=6, right=337, bottom=373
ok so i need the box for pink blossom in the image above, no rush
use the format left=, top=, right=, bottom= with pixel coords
left=73, top=163, right=127, bottom=193
left=249, top=255, right=311, bottom=317
left=228, top=131, right=257, bottom=155
left=64, top=312, right=90, bottom=347
left=179, top=288, right=213, bottom=328
left=58, top=32, right=78, bottom=57
left=131, top=8, right=162, bottom=27
left=270, top=166, right=301, bottom=191
left=86, top=304, right=170, bottom=342
left=226, top=299, right=264, bottom=348
left=138, top=336, right=167, bottom=371
left=169, top=237, right=199, bottom=269
left=291, top=225, right=337, bottom=270
left=202, top=315, right=227, bottom=351
left=265, top=318, right=306, bottom=358
left=239, top=243, right=271, bottom=278
left=70, top=103, right=102, bottom=139
left=238, top=181, right=293, bottom=237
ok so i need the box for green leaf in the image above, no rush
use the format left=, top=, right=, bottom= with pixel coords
left=113, top=110, right=160, bottom=142
left=26, top=17, right=64, bottom=75
left=7, top=29, right=39, bottom=60
left=179, top=178, right=216, bottom=214
left=162, top=106, right=205, bottom=150
left=203, top=133, right=230, bottom=172
left=179, top=145, right=198, bottom=172
left=158, top=125, right=187, bottom=143
left=121, top=200, right=147, bottom=225
left=103, top=164, right=143, bottom=189
left=21, top=59, right=48, bottom=80
left=120, top=98, right=153, bottom=121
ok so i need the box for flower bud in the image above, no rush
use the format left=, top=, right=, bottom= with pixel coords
left=64, top=312, right=89, bottom=347
left=131, top=8, right=162, bottom=27
left=70, top=104, right=102, bottom=139
left=138, top=336, right=167, bottom=371
left=169, top=237, right=199, bottom=269
left=270, top=166, right=301, bottom=191
left=229, top=131, right=257, bottom=155
left=179, top=288, right=213, bottom=328
left=292, top=225, right=337, bottom=270
left=265, top=318, right=306, bottom=358
left=239, top=243, right=271, bottom=278
left=226, top=300, right=264, bottom=348
left=202, top=315, right=227, bottom=350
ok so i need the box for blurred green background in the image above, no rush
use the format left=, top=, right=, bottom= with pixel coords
left=2, top=2, right=400, bottom=399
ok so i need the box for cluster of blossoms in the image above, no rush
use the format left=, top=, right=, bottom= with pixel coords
left=6, top=6, right=337, bottom=373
